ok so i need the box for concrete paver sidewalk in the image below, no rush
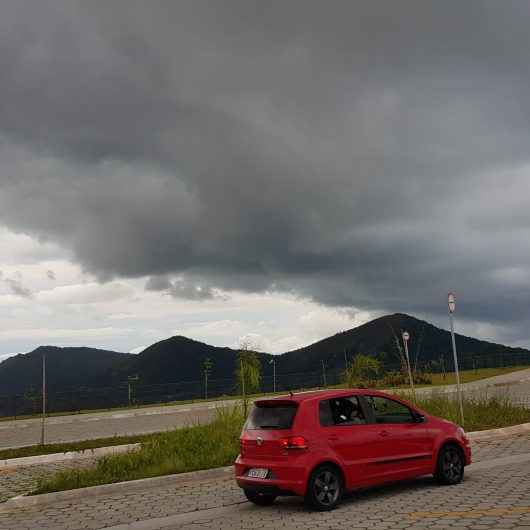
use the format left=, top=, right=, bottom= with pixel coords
left=0, top=434, right=529, bottom=530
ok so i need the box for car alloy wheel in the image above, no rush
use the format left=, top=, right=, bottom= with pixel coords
left=306, top=465, right=343, bottom=511
left=435, top=445, right=464, bottom=485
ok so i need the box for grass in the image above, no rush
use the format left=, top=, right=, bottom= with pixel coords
left=0, top=433, right=159, bottom=460
left=426, top=366, right=529, bottom=386
left=33, top=393, right=529, bottom=495
left=33, top=406, right=245, bottom=495
left=397, top=390, right=530, bottom=431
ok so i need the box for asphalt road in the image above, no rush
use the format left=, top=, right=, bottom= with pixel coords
left=2, top=368, right=529, bottom=449
left=1, top=434, right=529, bottom=530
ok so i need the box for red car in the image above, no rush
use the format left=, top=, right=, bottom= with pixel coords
left=235, top=389, right=471, bottom=510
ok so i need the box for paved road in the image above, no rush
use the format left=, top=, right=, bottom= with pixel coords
left=2, top=368, right=529, bottom=449
left=0, top=434, right=529, bottom=529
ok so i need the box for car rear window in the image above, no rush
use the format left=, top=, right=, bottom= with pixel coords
left=245, top=403, right=298, bottom=430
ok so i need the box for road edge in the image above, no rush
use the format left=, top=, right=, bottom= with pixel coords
left=0, top=443, right=140, bottom=469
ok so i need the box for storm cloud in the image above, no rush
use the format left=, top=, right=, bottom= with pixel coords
left=1, top=1, right=530, bottom=339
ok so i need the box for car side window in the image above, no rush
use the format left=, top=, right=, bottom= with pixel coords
left=319, top=396, right=366, bottom=426
left=365, top=396, right=415, bottom=424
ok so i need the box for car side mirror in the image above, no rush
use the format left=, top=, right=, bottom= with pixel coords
left=413, top=414, right=425, bottom=423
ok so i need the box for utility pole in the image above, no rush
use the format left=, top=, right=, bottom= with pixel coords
left=448, top=292, right=464, bottom=427
left=321, top=360, right=327, bottom=387
left=269, top=358, right=276, bottom=393
left=241, top=358, right=247, bottom=416
left=402, top=331, right=415, bottom=401
left=40, top=354, right=46, bottom=445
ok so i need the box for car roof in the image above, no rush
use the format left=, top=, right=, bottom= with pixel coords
left=254, top=388, right=397, bottom=406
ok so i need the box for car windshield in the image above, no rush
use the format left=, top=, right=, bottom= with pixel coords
left=245, top=404, right=298, bottom=430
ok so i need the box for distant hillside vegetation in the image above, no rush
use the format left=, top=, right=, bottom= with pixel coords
left=106, top=336, right=273, bottom=384
left=0, top=346, right=132, bottom=395
left=278, top=313, right=530, bottom=373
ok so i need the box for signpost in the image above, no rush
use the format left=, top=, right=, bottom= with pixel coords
left=448, top=292, right=465, bottom=427
left=402, top=331, right=415, bottom=401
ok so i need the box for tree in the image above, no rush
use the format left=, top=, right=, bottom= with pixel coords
left=236, top=341, right=262, bottom=416
left=342, top=354, right=381, bottom=388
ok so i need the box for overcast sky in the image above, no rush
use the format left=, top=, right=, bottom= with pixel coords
left=1, top=1, right=530, bottom=359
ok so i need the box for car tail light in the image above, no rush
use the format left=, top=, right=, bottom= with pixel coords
left=240, top=438, right=250, bottom=454
left=280, top=436, right=308, bottom=450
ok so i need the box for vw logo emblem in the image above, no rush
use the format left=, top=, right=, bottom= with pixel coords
left=256, top=437, right=263, bottom=446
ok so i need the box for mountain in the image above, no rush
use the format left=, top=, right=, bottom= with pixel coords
left=0, top=346, right=132, bottom=395
left=107, top=335, right=273, bottom=384
left=279, top=313, right=530, bottom=373
left=1, top=314, right=529, bottom=408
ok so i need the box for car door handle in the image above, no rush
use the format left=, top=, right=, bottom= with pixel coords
left=328, top=435, right=339, bottom=441
left=379, top=430, right=390, bottom=437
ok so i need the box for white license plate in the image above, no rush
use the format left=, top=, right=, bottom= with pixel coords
left=247, top=468, right=269, bottom=479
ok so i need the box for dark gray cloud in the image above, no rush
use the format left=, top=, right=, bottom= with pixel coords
left=145, top=275, right=220, bottom=301
left=1, top=1, right=530, bottom=341
left=0, top=271, right=33, bottom=298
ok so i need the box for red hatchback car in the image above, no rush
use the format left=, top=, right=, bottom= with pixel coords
left=235, top=389, right=471, bottom=510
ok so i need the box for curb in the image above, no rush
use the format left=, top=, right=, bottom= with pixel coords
left=467, top=421, right=530, bottom=441
left=0, top=443, right=140, bottom=469
left=0, top=465, right=233, bottom=511
left=1, top=422, right=529, bottom=511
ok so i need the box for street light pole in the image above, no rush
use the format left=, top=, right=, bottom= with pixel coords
left=321, top=360, right=327, bottom=387
left=448, top=292, right=464, bottom=427
left=40, top=354, right=46, bottom=445
left=402, top=331, right=415, bottom=401
left=271, top=359, right=276, bottom=393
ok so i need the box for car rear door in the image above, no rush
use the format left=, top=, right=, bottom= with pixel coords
left=359, top=395, right=432, bottom=480
left=319, top=396, right=380, bottom=487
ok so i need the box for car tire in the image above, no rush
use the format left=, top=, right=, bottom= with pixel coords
left=244, top=489, right=277, bottom=506
left=434, top=444, right=465, bottom=485
left=305, top=464, right=343, bottom=511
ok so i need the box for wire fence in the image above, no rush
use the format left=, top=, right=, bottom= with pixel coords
left=1, top=351, right=529, bottom=419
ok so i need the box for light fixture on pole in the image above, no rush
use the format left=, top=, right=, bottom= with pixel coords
left=402, top=331, right=415, bottom=401
left=448, top=292, right=464, bottom=426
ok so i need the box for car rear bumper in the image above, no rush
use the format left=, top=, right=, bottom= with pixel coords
left=234, top=455, right=308, bottom=496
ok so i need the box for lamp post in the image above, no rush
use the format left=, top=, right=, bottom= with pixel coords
left=321, top=359, right=327, bottom=387
left=40, top=354, right=46, bottom=445
left=202, top=358, right=213, bottom=400
left=402, top=331, right=415, bottom=401
left=448, top=292, right=464, bottom=426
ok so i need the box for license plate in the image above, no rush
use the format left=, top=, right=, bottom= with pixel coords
left=247, top=468, right=269, bottom=479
